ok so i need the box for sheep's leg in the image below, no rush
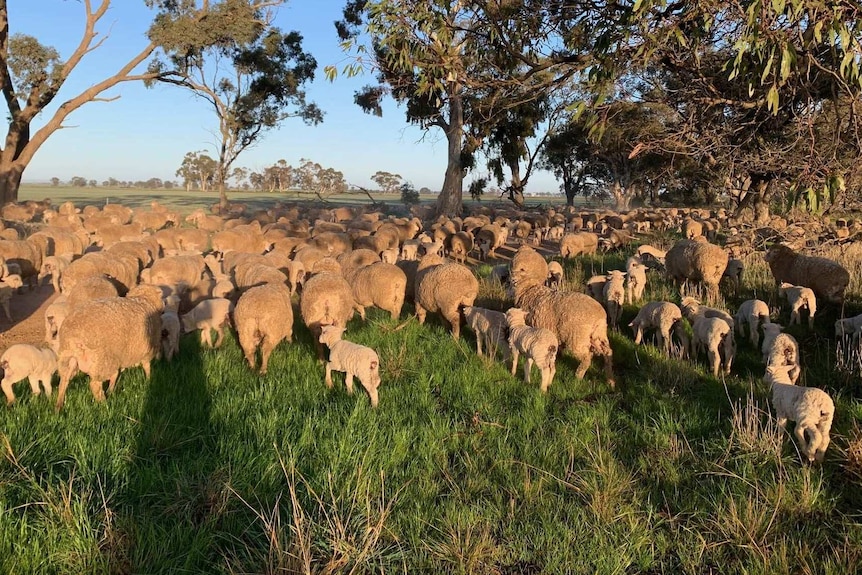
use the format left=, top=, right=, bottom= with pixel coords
left=510, top=349, right=519, bottom=376
left=259, top=340, right=275, bottom=375
left=815, top=424, right=831, bottom=463
left=444, top=309, right=461, bottom=340
left=572, top=349, right=592, bottom=380
left=202, top=328, right=213, bottom=348
left=707, top=348, right=720, bottom=377
left=27, top=377, right=40, bottom=396
left=415, top=304, right=427, bottom=325
left=52, top=276, right=61, bottom=293
left=366, top=383, right=379, bottom=408
left=795, top=425, right=816, bottom=462
left=524, top=357, right=533, bottom=384
left=345, top=372, right=355, bottom=395
left=90, top=379, right=107, bottom=402
left=324, top=363, right=333, bottom=389
left=632, top=324, right=643, bottom=345
left=807, top=309, right=814, bottom=329
left=214, top=325, right=225, bottom=348
left=1, top=378, right=15, bottom=404
left=141, top=360, right=152, bottom=381
left=41, top=376, right=52, bottom=398
left=356, top=305, right=366, bottom=321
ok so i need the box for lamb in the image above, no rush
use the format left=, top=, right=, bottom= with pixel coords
left=446, top=231, right=474, bottom=264
left=680, top=297, right=735, bottom=331
left=764, top=364, right=834, bottom=463
left=835, top=313, right=862, bottom=340
left=546, top=261, right=564, bottom=290
left=559, top=232, right=599, bottom=258
left=55, top=284, right=165, bottom=410
left=764, top=244, right=849, bottom=304
left=505, top=308, right=558, bottom=393
left=319, top=325, right=381, bottom=408
left=585, top=275, right=607, bottom=302
left=180, top=297, right=234, bottom=348
left=761, top=322, right=800, bottom=384
left=300, top=271, right=358, bottom=360
left=602, top=270, right=626, bottom=327
left=0, top=344, right=58, bottom=404
left=734, top=299, right=770, bottom=347
left=234, top=283, right=294, bottom=374
left=665, top=238, right=729, bottom=301
left=691, top=315, right=735, bottom=377
left=38, top=254, right=73, bottom=292
left=44, top=297, right=69, bottom=351
left=463, top=305, right=509, bottom=359
left=510, top=246, right=615, bottom=387
left=722, top=258, right=744, bottom=294
left=346, top=262, right=407, bottom=321
left=160, top=310, right=181, bottom=361
left=625, top=256, right=647, bottom=304
left=0, top=274, right=23, bottom=321
left=380, top=248, right=399, bottom=264
left=779, top=282, right=817, bottom=329
left=628, top=301, right=689, bottom=357
left=636, top=244, right=667, bottom=269
left=414, top=253, right=479, bottom=339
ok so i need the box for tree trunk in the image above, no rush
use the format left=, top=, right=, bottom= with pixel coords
left=0, top=162, right=24, bottom=204
left=435, top=91, right=465, bottom=218
left=610, top=180, right=630, bottom=211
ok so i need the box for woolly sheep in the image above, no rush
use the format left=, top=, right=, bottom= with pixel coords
left=625, top=256, right=647, bottom=304
left=463, top=305, right=509, bottom=360
left=346, top=262, right=407, bottom=321
left=146, top=255, right=206, bottom=291
left=234, top=283, right=294, bottom=374
left=734, top=299, right=770, bottom=347
left=779, top=282, right=817, bottom=328
left=603, top=270, right=626, bottom=327
left=510, top=246, right=614, bottom=387
left=761, top=322, right=800, bottom=384
left=628, top=301, right=689, bottom=357
left=764, top=364, right=834, bottom=463
left=180, top=297, right=234, bottom=348
left=835, top=313, right=862, bottom=339
left=62, top=252, right=138, bottom=295
left=38, top=254, right=73, bottom=292
left=446, top=231, right=474, bottom=264
left=505, top=308, right=558, bottom=393
left=160, top=310, right=181, bottom=361
left=66, top=276, right=120, bottom=308
left=319, top=325, right=381, bottom=408
left=0, top=274, right=23, bottom=321
left=44, top=296, right=69, bottom=351
left=636, top=244, right=667, bottom=269
left=414, top=254, right=479, bottom=340
left=765, top=244, right=849, bottom=304
left=55, top=284, right=165, bottom=410
left=546, top=261, right=564, bottom=290
left=722, top=258, right=744, bottom=294
left=691, top=315, right=734, bottom=377
left=300, top=271, right=358, bottom=360
left=585, top=275, right=606, bottom=302
left=0, top=344, right=58, bottom=404
left=665, top=239, right=729, bottom=301
left=559, top=232, right=599, bottom=259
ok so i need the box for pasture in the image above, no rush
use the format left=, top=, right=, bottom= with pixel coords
left=0, top=187, right=861, bottom=574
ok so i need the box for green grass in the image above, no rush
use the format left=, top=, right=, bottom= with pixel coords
left=1, top=201, right=862, bottom=573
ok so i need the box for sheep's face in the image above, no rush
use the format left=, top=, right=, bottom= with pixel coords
left=764, top=245, right=791, bottom=264
left=763, top=323, right=783, bottom=336
left=764, top=364, right=794, bottom=385
left=319, top=325, right=346, bottom=347
left=505, top=308, right=528, bottom=327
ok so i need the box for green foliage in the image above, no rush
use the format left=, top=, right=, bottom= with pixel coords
left=468, top=177, right=487, bottom=201
left=7, top=34, right=63, bottom=97
left=399, top=181, right=419, bottom=205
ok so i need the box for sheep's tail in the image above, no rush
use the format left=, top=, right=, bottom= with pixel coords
left=546, top=344, right=558, bottom=367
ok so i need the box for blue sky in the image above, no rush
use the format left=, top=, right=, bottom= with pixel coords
left=9, top=0, right=559, bottom=194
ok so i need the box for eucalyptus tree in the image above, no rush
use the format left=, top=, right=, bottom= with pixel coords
left=148, top=0, right=322, bottom=209
left=176, top=150, right=217, bottom=191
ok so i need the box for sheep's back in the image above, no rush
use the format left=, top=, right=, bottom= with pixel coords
left=300, top=273, right=355, bottom=327
left=415, top=263, right=478, bottom=313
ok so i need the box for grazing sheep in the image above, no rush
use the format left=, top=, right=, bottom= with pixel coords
left=761, top=322, right=801, bottom=384
left=65, top=276, right=120, bottom=308
left=764, top=364, right=834, bottom=463
left=62, top=252, right=138, bottom=295
left=722, top=258, right=744, bottom=294
left=0, top=345, right=58, bottom=404
left=319, top=325, right=381, bottom=408
left=446, top=231, right=474, bottom=264
left=779, top=282, right=817, bottom=328
left=55, top=284, right=165, bottom=410
left=628, top=301, right=689, bottom=357
left=691, top=315, right=735, bottom=377
left=160, top=310, right=181, bottom=361
left=559, top=232, right=599, bottom=258
left=300, top=272, right=358, bottom=360
left=835, top=313, right=862, bottom=340
left=636, top=244, right=667, bottom=269
left=38, top=254, right=73, bottom=292
left=603, top=270, right=626, bottom=327
left=665, top=239, right=729, bottom=301
left=180, top=297, right=234, bottom=348
left=347, top=262, right=407, bottom=321
left=414, top=254, right=479, bottom=340
left=44, top=297, right=69, bottom=351
left=734, top=299, right=770, bottom=347
left=505, top=308, right=558, bottom=393
left=585, top=275, right=607, bottom=302
left=234, top=283, right=294, bottom=374
left=765, top=244, right=849, bottom=304
left=546, top=261, right=564, bottom=290
left=625, top=256, right=647, bottom=304
left=681, top=297, right=735, bottom=331
left=510, top=246, right=615, bottom=387
left=0, top=274, right=23, bottom=321
left=463, top=305, right=509, bottom=360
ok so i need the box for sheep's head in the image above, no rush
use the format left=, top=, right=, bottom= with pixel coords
left=505, top=307, right=528, bottom=327
left=319, top=324, right=346, bottom=347
left=764, top=244, right=792, bottom=264
left=762, top=322, right=784, bottom=335
left=764, top=363, right=795, bottom=386
left=127, top=284, right=166, bottom=311
left=510, top=246, right=547, bottom=292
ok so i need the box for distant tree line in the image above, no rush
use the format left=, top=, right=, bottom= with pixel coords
left=51, top=176, right=176, bottom=190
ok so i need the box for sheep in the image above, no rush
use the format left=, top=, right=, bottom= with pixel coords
left=300, top=271, right=358, bottom=360
left=380, top=248, right=399, bottom=264
left=55, top=284, right=165, bottom=410
left=665, top=238, right=729, bottom=301
left=764, top=364, right=834, bottom=463
left=234, top=262, right=288, bottom=292
left=0, top=274, right=23, bottom=321
left=585, top=275, right=607, bottom=302
left=682, top=217, right=703, bottom=239
left=400, top=240, right=420, bottom=261
left=346, top=262, right=407, bottom=321
left=761, top=322, right=801, bottom=384
left=680, top=297, right=735, bottom=331
left=44, top=296, right=69, bottom=351
left=160, top=310, right=181, bottom=361
left=559, top=232, right=599, bottom=258
left=625, top=256, right=647, bottom=304
left=734, top=299, right=770, bottom=347
left=722, top=258, right=744, bottom=294
left=414, top=254, right=479, bottom=340
left=628, top=301, right=689, bottom=357
left=764, top=244, right=849, bottom=304
left=232, top=283, right=294, bottom=374
left=779, top=282, right=817, bottom=329
left=546, top=261, right=564, bottom=290
left=603, top=270, right=626, bottom=328
left=61, top=252, right=138, bottom=295
left=145, top=255, right=206, bottom=291
left=835, top=313, right=862, bottom=340
left=66, top=276, right=120, bottom=308
left=505, top=308, right=558, bottom=393
left=180, top=297, right=234, bottom=348
left=463, top=305, right=509, bottom=360
left=691, top=315, right=735, bottom=377
left=0, top=345, right=58, bottom=404
left=37, top=254, right=73, bottom=292
left=446, top=231, right=474, bottom=264
left=636, top=244, right=667, bottom=269
left=0, top=239, right=42, bottom=288
left=510, top=246, right=615, bottom=387
left=319, top=325, right=381, bottom=408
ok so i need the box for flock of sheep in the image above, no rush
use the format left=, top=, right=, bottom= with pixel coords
left=0, top=198, right=855, bottom=465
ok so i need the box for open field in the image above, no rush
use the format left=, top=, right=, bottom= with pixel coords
left=0, top=193, right=861, bottom=573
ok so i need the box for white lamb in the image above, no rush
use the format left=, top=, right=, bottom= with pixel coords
left=835, top=313, right=862, bottom=340
left=625, top=256, right=647, bottom=304
left=546, top=261, right=564, bottom=291
left=463, top=305, right=509, bottom=359
left=505, top=308, right=559, bottom=393
left=603, top=270, right=627, bottom=327
left=180, top=297, right=234, bottom=348
left=734, top=299, right=770, bottom=347
left=160, top=310, right=181, bottom=361
left=0, top=344, right=58, bottom=404
left=44, top=296, right=69, bottom=352
left=628, top=301, right=689, bottom=357
left=691, top=315, right=734, bottom=377
left=764, top=364, right=834, bottom=463
left=0, top=274, right=23, bottom=321
left=319, top=325, right=382, bottom=408
left=779, top=282, right=817, bottom=328
left=761, top=322, right=800, bottom=384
